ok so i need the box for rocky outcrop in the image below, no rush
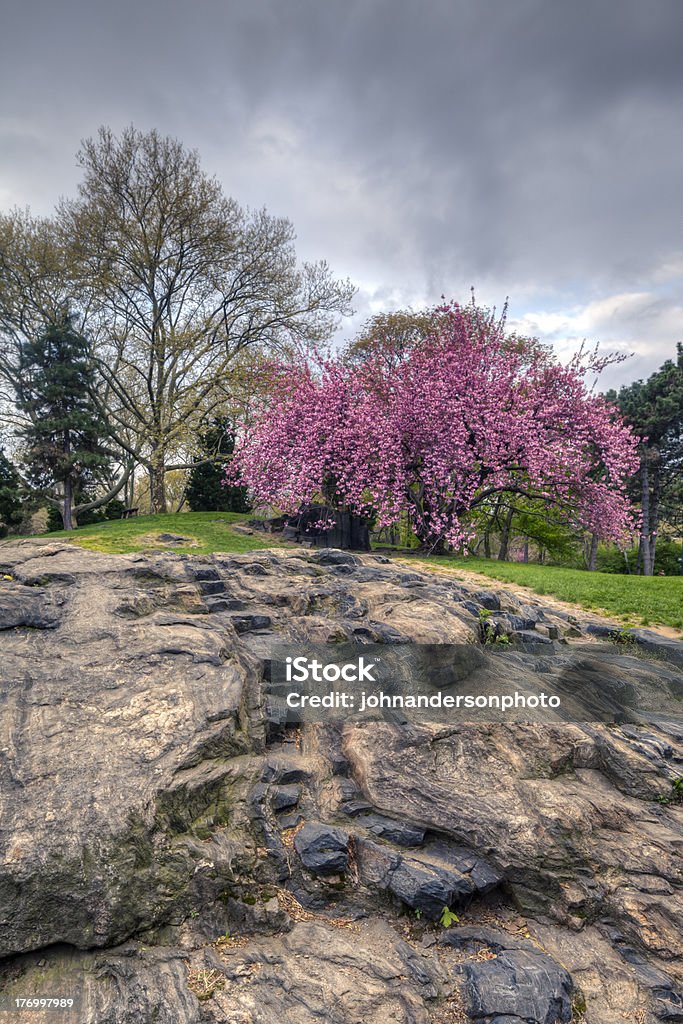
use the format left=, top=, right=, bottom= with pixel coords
left=0, top=538, right=681, bottom=1023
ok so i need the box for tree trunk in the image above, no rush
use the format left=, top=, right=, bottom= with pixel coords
left=149, top=457, right=167, bottom=514
left=61, top=427, right=74, bottom=530
left=498, top=506, right=514, bottom=561
left=126, top=466, right=135, bottom=508
left=638, top=454, right=653, bottom=576
left=587, top=532, right=599, bottom=572
left=62, top=477, right=74, bottom=531
left=648, top=451, right=661, bottom=574
left=421, top=536, right=447, bottom=555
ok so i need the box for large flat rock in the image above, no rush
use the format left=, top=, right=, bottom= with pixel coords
left=0, top=539, right=682, bottom=1023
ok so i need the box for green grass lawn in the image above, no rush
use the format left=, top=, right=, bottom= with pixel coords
left=412, top=556, right=683, bottom=633
left=35, top=511, right=291, bottom=556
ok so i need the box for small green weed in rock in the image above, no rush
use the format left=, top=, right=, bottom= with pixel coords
left=439, top=905, right=459, bottom=928
left=656, top=778, right=683, bottom=806
left=571, top=990, right=588, bottom=1022
left=478, top=609, right=511, bottom=646
left=609, top=627, right=636, bottom=646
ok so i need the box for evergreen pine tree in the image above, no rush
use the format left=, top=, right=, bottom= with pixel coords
left=16, top=314, right=111, bottom=530
left=607, top=344, right=683, bottom=574
left=0, top=446, right=23, bottom=536
left=186, top=421, right=250, bottom=513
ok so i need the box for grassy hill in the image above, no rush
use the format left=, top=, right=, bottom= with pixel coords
left=38, top=511, right=290, bottom=556
left=415, top=555, right=683, bottom=632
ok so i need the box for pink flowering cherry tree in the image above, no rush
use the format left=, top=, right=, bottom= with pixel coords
left=231, top=302, right=641, bottom=552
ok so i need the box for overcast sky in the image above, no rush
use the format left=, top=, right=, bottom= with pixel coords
left=2, top=0, right=682, bottom=390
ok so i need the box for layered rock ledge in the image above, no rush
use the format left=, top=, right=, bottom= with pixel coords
left=0, top=539, right=682, bottom=1023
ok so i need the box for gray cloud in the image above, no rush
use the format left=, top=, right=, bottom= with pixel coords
left=1, top=0, right=682, bottom=386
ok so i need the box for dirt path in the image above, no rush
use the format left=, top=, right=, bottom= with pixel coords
left=393, top=558, right=683, bottom=641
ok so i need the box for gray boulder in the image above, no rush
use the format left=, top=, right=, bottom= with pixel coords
left=294, top=822, right=350, bottom=875
left=461, top=947, right=573, bottom=1023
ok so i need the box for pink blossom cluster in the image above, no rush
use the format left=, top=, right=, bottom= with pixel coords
left=231, top=302, right=641, bottom=549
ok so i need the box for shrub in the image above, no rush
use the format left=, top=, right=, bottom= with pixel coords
left=105, top=499, right=125, bottom=520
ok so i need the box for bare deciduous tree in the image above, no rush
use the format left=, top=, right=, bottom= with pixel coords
left=58, top=126, right=355, bottom=511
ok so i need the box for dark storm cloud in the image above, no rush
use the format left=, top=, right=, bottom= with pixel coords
left=1, top=0, right=682, bottom=382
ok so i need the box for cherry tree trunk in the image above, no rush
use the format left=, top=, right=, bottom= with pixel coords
left=498, top=506, right=514, bottom=561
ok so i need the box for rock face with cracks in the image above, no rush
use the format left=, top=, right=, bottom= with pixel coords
left=0, top=538, right=682, bottom=1024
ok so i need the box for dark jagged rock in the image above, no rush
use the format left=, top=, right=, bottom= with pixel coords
left=294, top=822, right=350, bottom=875
left=204, top=596, right=235, bottom=612
left=585, top=622, right=618, bottom=638
left=313, top=550, right=360, bottom=567
left=261, top=755, right=310, bottom=784
left=503, top=613, right=539, bottom=632
left=230, top=613, right=272, bottom=633
left=192, top=567, right=221, bottom=581
left=460, top=947, right=573, bottom=1023
left=513, top=629, right=553, bottom=645
left=354, top=838, right=503, bottom=920
left=353, top=813, right=426, bottom=847
left=270, top=784, right=301, bottom=811
left=388, top=856, right=478, bottom=918
left=198, top=579, right=225, bottom=595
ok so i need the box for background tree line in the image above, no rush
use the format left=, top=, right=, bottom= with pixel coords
left=0, top=125, right=354, bottom=530
left=1, top=129, right=681, bottom=574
